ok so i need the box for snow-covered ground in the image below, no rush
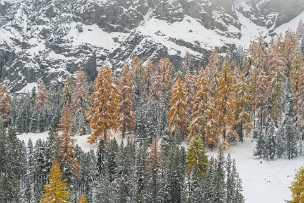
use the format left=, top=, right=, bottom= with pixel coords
left=226, top=139, right=303, bottom=203
left=16, top=82, right=38, bottom=94
left=18, top=132, right=97, bottom=152
left=17, top=132, right=303, bottom=203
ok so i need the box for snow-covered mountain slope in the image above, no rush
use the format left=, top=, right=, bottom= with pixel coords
left=18, top=132, right=303, bottom=203
left=0, top=0, right=303, bottom=91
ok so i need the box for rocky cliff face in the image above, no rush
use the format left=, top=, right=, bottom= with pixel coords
left=0, top=0, right=303, bottom=91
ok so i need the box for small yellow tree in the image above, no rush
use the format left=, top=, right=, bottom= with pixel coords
left=186, top=136, right=208, bottom=177
left=41, top=160, right=70, bottom=203
left=290, top=167, right=304, bottom=203
left=87, top=68, right=120, bottom=143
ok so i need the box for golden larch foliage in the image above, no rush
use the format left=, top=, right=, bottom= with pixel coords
left=79, top=194, right=89, bottom=203
left=40, top=160, right=70, bottom=203
left=0, top=84, right=11, bottom=124
left=211, top=63, right=237, bottom=146
left=87, top=68, right=120, bottom=143
left=119, top=65, right=136, bottom=138
left=186, top=136, right=208, bottom=177
left=290, top=167, right=304, bottom=203
left=188, top=75, right=209, bottom=139
left=168, top=74, right=188, bottom=138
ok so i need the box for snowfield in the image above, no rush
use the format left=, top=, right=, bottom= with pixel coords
left=17, top=132, right=303, bottom=203
left=226, top=139, right=303, bottom=203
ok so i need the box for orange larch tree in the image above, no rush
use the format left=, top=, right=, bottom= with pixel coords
left=119, top=65, right=135, bottom=138
left=87, top=68, right=120, bottom=143
left=168, top=74, right=188, bottom=138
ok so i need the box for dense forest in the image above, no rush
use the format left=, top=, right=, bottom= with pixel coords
left=0, top=26, right=304, bottom=202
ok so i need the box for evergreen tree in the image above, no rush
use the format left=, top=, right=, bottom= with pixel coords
left=213, top=149, right=226, bottom=203
left=72, top=68, right=89, bottom=135
left=282, top=80, right=299, bottom=160
left=232, top=161, right=245, bottom=203
left=33, top=139, right=52, bottom=201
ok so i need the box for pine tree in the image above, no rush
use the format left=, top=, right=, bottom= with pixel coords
left=79, top=150, right=96, bottom=202
left=254, top=133, right=266, bottom=159
left=33, top=139, right=51, bottom=201
left=119, top=65, right=135, bottom=138
left=41, top=160, right=70, bottom=203
left=265, top=119, right=276, bottom=160
left=63, top=79, right=74, bottom=105
left=282, top=79, right=299, bottom=160
left=88, top=68, right=120, bottom=143
left=146, top=136, right=161, bottom=203
left=0, top=123, right=26, bottom=202
left=213, top=149, right=226, bottom=203
left=226, top=154, right=234, bottom=203
left=58, top=104, right=80, bottom=180
left=72, top=68, right=89, bottom=135
left=186, top=136, right=208, bottom=177
left=232, top=160, right=245, bottom=203
left=291, top=167, right=304, bottom=203
left=168, top=74, right=188, bottom=139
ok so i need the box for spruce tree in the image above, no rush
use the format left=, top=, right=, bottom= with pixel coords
left=283, top=80, right=299, bottom=160
left=213, top=149, right=226, bottom=203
